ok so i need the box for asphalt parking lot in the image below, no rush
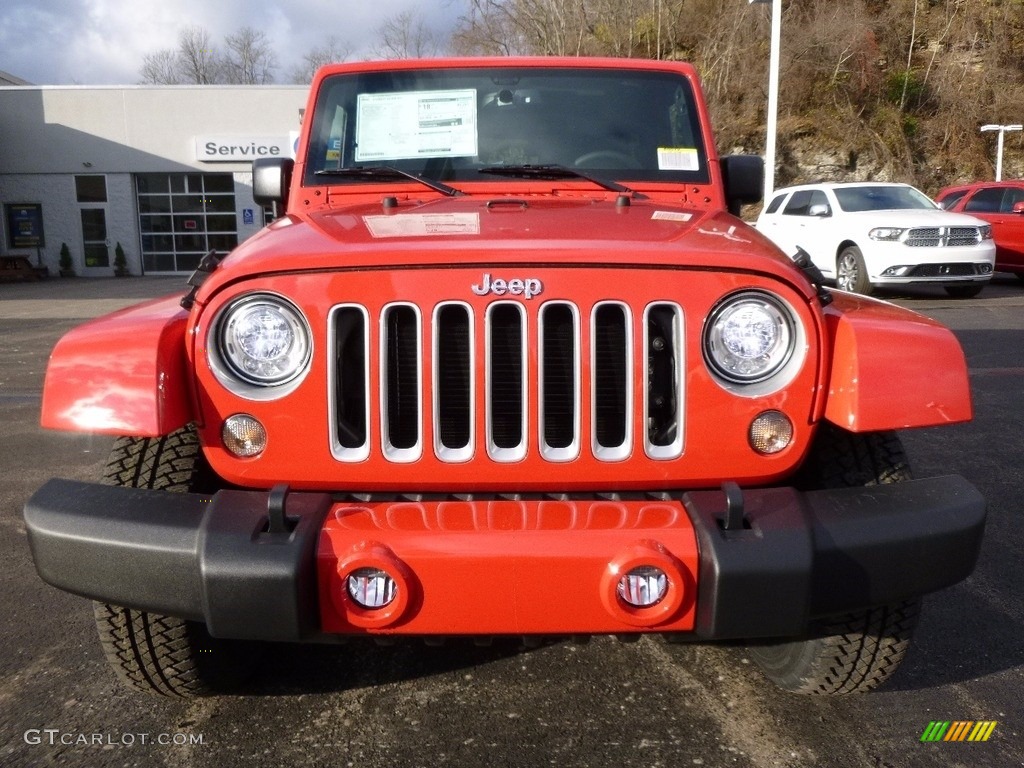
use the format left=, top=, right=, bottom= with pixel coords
left=1, top=274, right=1022, bottom=768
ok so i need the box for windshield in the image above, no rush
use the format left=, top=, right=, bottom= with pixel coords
left=303, top=66, right=709, bottom=186
left=832, top=185, right=937, bottom=212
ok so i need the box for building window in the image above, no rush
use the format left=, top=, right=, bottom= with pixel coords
left=136, top=173, right=238, bottom=273
left=75, top=175, right=107, bottom=203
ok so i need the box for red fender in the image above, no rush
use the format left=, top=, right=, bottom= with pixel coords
left=823, top=293, right=972, bottom=432
left=41, top=295, right=194, bottom=436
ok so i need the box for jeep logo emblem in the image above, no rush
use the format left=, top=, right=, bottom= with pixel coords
left=471, top=273, right=543, bottom=299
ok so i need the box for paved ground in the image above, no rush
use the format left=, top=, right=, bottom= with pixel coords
left=1, top=274, right=1021, bottom=768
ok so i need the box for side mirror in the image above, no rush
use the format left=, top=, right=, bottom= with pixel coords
left=1013, top=201, right=1024, bottom=214
left=720, top=155, right=764, bottom=216
left=808, top=203, right=831, bottom=217
left=253, top=157, right=294, bottom=209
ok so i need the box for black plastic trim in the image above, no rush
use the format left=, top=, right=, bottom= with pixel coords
left=684, top=474, right=986, bottom=639
left=24, top=479, right=331, bottom=641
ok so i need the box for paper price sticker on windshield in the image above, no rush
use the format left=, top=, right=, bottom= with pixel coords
left=657, top=147, right=699, bottom=171
left=356, top=90, right=478, bottom=162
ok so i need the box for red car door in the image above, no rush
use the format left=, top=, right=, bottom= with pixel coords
left=961, top=186, right=1024, bottom=273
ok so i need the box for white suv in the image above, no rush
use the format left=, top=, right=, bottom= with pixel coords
left=757, top=182, right=995, bottom=297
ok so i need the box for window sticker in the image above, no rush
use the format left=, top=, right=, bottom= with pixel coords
left=657, top=147, right=700, bottom=172
left=356, top=90, right=478, bottom=162
left=651, top=211, right=693, bottom=222
left=324, top=106, right=347, bottom=166
left=363, top=213, right=481, bottom=238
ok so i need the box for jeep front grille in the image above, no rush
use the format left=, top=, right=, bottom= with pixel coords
left=905, top=226, right=983, bottom=247
left=328, top=301, right=684, bottom=464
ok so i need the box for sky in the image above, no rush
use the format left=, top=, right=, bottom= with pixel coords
left=0, top=0, right=466, bottom=85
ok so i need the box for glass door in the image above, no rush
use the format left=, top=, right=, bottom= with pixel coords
left=80, top=208, right=110, bottom=274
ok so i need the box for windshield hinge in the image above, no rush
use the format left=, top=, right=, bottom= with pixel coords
left=180, top=250, right=224, bottom=310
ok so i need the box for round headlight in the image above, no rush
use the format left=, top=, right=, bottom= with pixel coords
left=704, top=292, right=795, bottom=384
left=217, top=295, right=311, bottom=387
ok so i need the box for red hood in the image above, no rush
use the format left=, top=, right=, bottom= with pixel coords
left=198, top=196, right=811, bottom=299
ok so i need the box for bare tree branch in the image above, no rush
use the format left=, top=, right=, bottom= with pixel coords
left=288, top=36, right=353, bottom=83
left=373, top=10, right=447, bottom=59
left=223, top=27, right=277, bottom=84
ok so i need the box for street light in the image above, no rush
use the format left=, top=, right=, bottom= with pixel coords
left=749, top=0, right=782, bottom=201
left=980, top=124, right=1022, bottom=182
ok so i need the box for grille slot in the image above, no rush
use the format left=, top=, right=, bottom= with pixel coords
left=487, top=303, right=527, bottom=460
left=435, top=303, right=473, bottom=456
left=592, top=303, right=632, bottom=460
left=645, top=303, right=684, bottom=459
left=381, top=304, right=422, bottom=461
left=329, top=305, right=370, bottom=461
left=540, top=302, right=579, bottom=460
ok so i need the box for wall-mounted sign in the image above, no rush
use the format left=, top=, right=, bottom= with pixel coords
left=5, top=203, right=45, bottom=248
left=195, top=135, right=291, bottom=163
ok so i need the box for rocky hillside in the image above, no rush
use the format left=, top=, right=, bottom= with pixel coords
left=452, top=0, right=1024, bottom=195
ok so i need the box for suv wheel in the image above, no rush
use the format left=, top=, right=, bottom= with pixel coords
left=836, top=246, right=873, bottom=294
left=94, top=425, right=261, bottom=697
left=745, top=424, right=920, bottom=694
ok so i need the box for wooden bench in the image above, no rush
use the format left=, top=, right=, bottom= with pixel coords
left=0, top=255, right=46, bottom=282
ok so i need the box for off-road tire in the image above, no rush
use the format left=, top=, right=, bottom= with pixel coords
left=94, top=425, right=259, bottom=697
left=836, top=245, right=873, bottom=295
left=747, top=424, right=920, bottom=695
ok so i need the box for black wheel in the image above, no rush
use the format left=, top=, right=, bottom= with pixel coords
left=944, top=284, right=984, bottom=298
left=94, top=425, right=260, bottom=697
left=836, top=245, right=873, bottom=294
left=746, top=424, right=920, bottom=695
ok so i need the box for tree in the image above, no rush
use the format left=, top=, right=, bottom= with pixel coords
left=288, top=36, right=353, bottom=83
left=177, top=26, right=221, bottom=84
left=373, top=10, right=447, bottom=59
left=223, top=27, right=277, bottom=84
left=138, top=25, right=275, bottom=85
left=140, top=49, right=183, bottom=85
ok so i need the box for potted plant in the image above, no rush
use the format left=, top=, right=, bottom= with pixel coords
left=58, top=243, right=75, bottom=277
left=113, top=242, right=130, bottom=277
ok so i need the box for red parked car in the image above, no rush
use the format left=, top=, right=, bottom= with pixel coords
left=24, top=57, right=985, bottom=698
left=937, top=181, right=1024, bottom=278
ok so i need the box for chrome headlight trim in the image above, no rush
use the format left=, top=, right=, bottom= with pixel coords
left=703, top=290, right=805, bottom=395
left=208, top=292, right=312, bottom=400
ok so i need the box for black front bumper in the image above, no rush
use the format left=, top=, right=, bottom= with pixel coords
left=23, top=475, right=985, bottom=642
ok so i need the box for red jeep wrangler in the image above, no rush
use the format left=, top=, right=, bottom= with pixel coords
left=25, top=58, right=985, bottom=697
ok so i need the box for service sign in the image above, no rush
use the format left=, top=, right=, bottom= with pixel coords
left=195, top=135, right=291, bottom=163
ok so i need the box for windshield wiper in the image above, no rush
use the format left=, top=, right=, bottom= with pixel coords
left=315, top=166, right=462, bottom=197
left=477, top=164, right=634, bottom=195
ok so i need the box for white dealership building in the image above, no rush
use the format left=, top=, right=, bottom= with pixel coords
left=0, top=83, right=308, bottom=276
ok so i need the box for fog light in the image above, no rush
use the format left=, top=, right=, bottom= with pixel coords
left=749, top=411, right=793, bottom=455
left=881, top=265, right=913, bottom=277
left=222, top=414, right=267, bottom=457
left=346, top=568, right=398, bottom=609
left=617, top=566, right=668, bottom=608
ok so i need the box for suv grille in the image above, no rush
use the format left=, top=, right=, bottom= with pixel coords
left=905, top=226, right=983, bottom=247
left=329, top=301, right=684, bottom=464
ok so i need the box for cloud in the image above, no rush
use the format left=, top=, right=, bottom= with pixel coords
left=0, top=0, right=466, bottom=85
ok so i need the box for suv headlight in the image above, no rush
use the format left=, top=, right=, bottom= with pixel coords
left=703, top=292, right=795, bottom=384
left=211, top=293, right=312, bottom=394
left=869, top=227, right=906, bottom=241
left=979, top=224, right=993, bottom=241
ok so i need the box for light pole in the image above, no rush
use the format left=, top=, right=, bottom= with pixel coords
left=749, top=0, right=782, bottom=201
left=980, top=124, right=1022, bottom=182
